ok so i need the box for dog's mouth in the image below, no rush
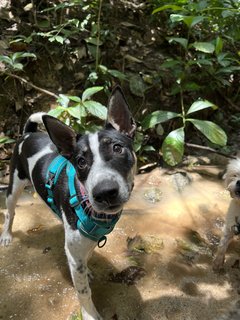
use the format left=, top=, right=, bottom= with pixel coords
left=92, top=202, right=123, bottom=214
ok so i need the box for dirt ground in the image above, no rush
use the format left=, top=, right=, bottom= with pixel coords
left=1, top=167, right=240, bottom=320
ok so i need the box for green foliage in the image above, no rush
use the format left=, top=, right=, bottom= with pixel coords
left=0, top=52, right=36, bottom=71
left=142, top=99, right=227, bottom=166
left=1, top=0, right=238, bottom=166
left=152, top=0, right=240, bottom=95
left=130, top=0, right=238, bottom=165
left=0, top=136, right=15, bottom=145
left=48, top=86, right=107, bottom=133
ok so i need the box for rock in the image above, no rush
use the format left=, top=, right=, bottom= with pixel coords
left=109, top=266, right=146, bottom=285
left=143, top=187, right=162, bottom=203
left=171, top=171, right=192, bottom=192
left=127, top=235, right=164, bottom=254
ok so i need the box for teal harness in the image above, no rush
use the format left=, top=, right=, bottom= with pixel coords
left=45, top=155, right=121, bottom=247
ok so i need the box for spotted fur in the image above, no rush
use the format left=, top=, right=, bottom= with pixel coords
left=0, top=86, right=136, bottom=320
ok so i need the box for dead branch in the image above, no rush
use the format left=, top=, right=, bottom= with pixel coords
left=1, top=72, right=59, bottom=99
left=185, top=142, right=236, bottom=159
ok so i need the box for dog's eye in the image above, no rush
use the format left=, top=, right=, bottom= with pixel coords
left=78, top=157, right=87, bottom=169
left=113, top=144, right=123, bottom=154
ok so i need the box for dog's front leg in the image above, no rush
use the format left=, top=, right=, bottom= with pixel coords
left=63, top=216, right=101, bottom=320
left=212, top=228, right=234, bottom=271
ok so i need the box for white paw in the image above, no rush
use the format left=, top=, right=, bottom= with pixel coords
left=81, top=307, right=102, bottom=320
left=0, top=232, right=13, bottom=246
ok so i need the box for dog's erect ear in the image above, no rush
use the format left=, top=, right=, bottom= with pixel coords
left=42, top=115, right=76, bottom=158
left=106, top=85, right=136, bottom=138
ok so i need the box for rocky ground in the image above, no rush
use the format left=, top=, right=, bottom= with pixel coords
left=1, top=163, right=240, bottom=320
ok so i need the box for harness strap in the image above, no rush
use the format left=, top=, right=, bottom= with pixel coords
left=45, top=155, right=122, bottom=246
left=66, top=162, right=121, bottom=243
left=45, top=155, right=68, bottom=219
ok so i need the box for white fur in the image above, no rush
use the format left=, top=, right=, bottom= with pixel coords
left=0, top=169, right=28, bottom=245
left=85, top=133, right=129, bottom=213
left=62, top=213, right=101, bottom=320
left=23, top=112, right=46, bottom=132
left=18, top=134, right=30, bottom=155
left=27, top=145, right=53, bottom=181
left=213, top=158, right=240, bottom=271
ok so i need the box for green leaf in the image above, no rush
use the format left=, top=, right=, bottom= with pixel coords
left=48, top=108, right=64, bottom=118
left=83, top=101, right=107, bottom=120
left=0, top=136, right=15, bottom=144
left=129, top=75, right=145, bottom=97
left=12, top=63, right=24, bottom=70
left=191, top=42, right=215, bottom=53
left=167, top=37, right=188, bottom=49
left=68, top=96, right=81, bottom=103
left=0, top=55, right=12, bottom=64
left=187, top=100, right=217, bottom=115
left=82, top=86, right=103, bottom=102
left=57, top=94, right=69, bottom=108
left=85, top=37, right=103, bottom=46
left=162, top=127, right=185, bottom=166
left=48, top=36, right=64, bottom=44
left=12, top=52, right=36, bottom=62
left=152, top=4, right=183, bottom=14
left=187, top=119, right=227, bottom=146
left=170, top=14, right=185, bottom=23
left=142, top=145, right=155, bottom=152
left=108, top=69, right=126, bottom=80
left=182, top=82, right=201, bottom=92
left=215, top=36, right=223, bottom=55
left=183, top=16, right=204, bottom=28
left=134, top=131, right=144, bottom=152
left=67, top=105, right=87, bottom=119
left=55, top=35, right=64, bottom=44
left=190, top=58, right=213, bottom=66
left=161, top=59, right=181, bottom=68
left=170, top=14, right=204, bottom=28
left=142, top=111, right=179, bottom=130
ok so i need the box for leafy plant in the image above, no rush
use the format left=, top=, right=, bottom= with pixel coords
left=142, top=99, right=227, bottom=166
left=152, top=1, right=240, bottom=96
left=48, top=86, right=107, bottom=133
left=0, top=52, right=36, bottom=71
left=0, top=136, right=15, bottom=145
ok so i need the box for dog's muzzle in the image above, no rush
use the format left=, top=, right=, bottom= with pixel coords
left=92, top=180, right=123, bottom=213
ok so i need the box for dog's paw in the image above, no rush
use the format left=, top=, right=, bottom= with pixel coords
left=0, top=232, right=13, bottom=246
left=81, top=306, right=102, bottom=320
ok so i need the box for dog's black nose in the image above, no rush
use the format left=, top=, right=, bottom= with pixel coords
left=93, top=180, right=119, bottom=204
left=237, top=180, right=240, bottom=186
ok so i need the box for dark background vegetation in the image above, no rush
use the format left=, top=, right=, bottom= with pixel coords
left=0, top=0, right=240, bottom=167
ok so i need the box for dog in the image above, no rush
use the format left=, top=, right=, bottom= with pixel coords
left=213, top=158, right=240, bottom=271
left=0, top=86, right=136, bottom=320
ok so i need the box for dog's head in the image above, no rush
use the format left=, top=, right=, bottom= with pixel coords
left=225, top=158, right=240, bottom=199
left=43, top=86, right=136, bottom=214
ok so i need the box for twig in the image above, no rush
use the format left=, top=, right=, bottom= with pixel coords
left=1, top=72, right=59, bottom=99
left=217, top=89, right=240, bottom=112
left=95, top=0, right=103, bottom=70
left=185, top=142, right=236, bottom=159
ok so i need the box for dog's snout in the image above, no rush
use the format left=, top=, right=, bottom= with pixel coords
left=93, top=180, right=119, bottom=204
left=237, top=180, right=240, bottom=186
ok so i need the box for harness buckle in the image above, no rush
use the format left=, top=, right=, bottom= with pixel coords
left=69, top=194, right=80, bottom=207
left=45, top=172, right=55, bottom=189
left=47, top=197, right=54, bottom=204
left=98, top=236, right=107, bottom=248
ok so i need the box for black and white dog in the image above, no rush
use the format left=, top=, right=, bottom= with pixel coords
left=0, top=86, right=136, bottom=320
